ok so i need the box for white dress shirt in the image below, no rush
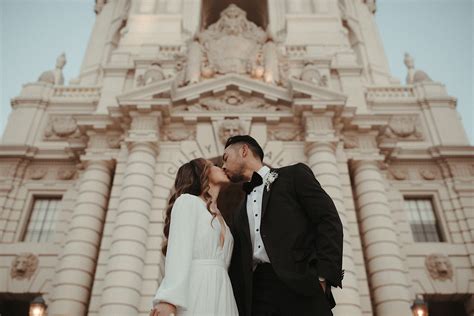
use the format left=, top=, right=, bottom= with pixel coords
left=246, top=165, right=271, bottom=268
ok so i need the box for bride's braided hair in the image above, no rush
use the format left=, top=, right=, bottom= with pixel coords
left=162, top=158, right=215, bottom=256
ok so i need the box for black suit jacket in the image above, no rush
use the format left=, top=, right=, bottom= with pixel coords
left=228, top=163, right=344, bottom=316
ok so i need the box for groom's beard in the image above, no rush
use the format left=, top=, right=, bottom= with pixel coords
left=228, top=166, right=246, bottom=183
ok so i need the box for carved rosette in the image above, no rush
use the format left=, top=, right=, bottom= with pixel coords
left=425, top=253, right=453, bottom=281
left=10, top=253, right=39, bottom=280
left=44, top=116, right=82, bottom=140
left=385, top=115, right=423, bottom=140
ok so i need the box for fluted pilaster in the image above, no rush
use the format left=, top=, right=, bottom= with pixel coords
left=49, top=160, right=114, bottom=316
left=351, top=159, right=411, bottom=316
left=306, top=141, right=362, bottom=316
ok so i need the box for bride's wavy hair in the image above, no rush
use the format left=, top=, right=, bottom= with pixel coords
left=161, top=158, right=215, bottom=256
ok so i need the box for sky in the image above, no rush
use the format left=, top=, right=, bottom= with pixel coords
left=0, top=0, right=472, bottom=143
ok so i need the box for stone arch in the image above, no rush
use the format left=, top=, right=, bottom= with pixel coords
left=200, top=0, right=269, bottom=30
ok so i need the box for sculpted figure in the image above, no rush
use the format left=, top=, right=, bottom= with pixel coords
left=11, top=253, right=39, bottom=280
left=38, top=53, right=66, bottom=85
left=425, top=253, right=453, bottom=281
left=404, top=53, right=433, bottom=84
left=137, top=63, right=166, bottom=86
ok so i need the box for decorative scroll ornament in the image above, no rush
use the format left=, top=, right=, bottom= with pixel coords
left=425, top=253, right=453, bottom=281
left=10, top=253, right=39, bottom=280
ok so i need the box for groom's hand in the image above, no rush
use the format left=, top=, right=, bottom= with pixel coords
left=150, top=302, right=176, bottom=316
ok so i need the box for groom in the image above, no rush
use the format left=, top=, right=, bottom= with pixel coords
left=223, top=135, right=343, bottom=316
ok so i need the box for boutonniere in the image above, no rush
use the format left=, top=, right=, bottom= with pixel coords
left=264, top=171, right=278, bottom=192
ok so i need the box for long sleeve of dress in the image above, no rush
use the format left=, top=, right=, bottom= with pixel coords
left=152, top=194, right=199, bottom=309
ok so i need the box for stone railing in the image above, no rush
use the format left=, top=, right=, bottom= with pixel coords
left=365, top=85, right=416, bottom=100
left=52, top=86, right=101, bottom=98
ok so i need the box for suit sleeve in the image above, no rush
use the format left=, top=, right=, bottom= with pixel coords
left=293, top=163, right=344, bottom=288
left=152, top=194, right=198, bottom=309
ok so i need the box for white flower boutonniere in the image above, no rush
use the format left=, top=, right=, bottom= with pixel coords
left=264, top=171, right=279, bottom=192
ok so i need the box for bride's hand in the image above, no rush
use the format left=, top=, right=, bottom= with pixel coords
left=150, top=302, right=176, bottom=316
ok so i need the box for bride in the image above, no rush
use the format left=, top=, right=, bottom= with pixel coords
left=150, top=158, right=238, bottom=316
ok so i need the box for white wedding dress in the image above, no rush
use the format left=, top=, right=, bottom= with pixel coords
left=153, top=194, right=238, bottom=316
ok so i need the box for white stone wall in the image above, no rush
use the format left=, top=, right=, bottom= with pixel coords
left=0, top=1, right=473, bottom=315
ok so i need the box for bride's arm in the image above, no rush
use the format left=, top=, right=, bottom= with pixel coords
left=152, top=194, right=199, bottom=311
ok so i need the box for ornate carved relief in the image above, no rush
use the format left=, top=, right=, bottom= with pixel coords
left=182, top=91, right=284, bottom=112
left=10, top=253, right=39, bottom=280
left=390, top=168, right=408, bottom=181
left=106, top=135, right=122, bottom=149
left=137, top=63, right=166, bottom=87
left=161, top=124, right=196, bottom=141
left=384, top=115, right=423, bottom=140
left=268, top=124, right=303, bottom=141
left=425, top=253, right=453, bottom=281
left=29, top=168, right=47, bottom=180
left=217, top=119, right=247, bottom=145
left=343, top=136, right=359, bottom=149
left=57, top=168, right=76, bottom=180
left=419, top=168, right=436, bottom=180
left=300, top=62, right=328, bottom=87
left=387, top=164, right=441, bottom=181
left=178, top=4, right=286, bottom=86
left=304, top=116, right=333, bottom=139
left=44, top=116, right=82, bottom=140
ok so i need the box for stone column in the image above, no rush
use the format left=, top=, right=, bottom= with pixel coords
left=351, top=159, right=412, bottom=316
left=99, top=113, right=160, bottom=315
left=49, top=159, right=115, bottom=316
left=304, top=114, right=362, bottom=316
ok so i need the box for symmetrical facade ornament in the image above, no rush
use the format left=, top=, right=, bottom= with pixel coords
left=1, top=2, right=473, bottom=316
left=179, top=4, right=285, bottom=86
left=10, top=253, right=39, bottom=280
left=425, top=253, right=454, bottom=281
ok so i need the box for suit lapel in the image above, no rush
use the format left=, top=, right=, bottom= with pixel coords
left=261, top=168, right=276, bottom=218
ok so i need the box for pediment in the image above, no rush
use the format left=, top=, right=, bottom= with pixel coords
left=170, top=74, right=292, bottom=104
left=116, top=74, right=347, bottom=111
left=289, top=78, right=347, bottom=104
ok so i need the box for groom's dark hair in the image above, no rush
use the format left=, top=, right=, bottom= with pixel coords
left=225, top=135, right=264, bottom=162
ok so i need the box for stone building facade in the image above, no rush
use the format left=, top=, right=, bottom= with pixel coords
left=0, top=1, right=473, bottom=315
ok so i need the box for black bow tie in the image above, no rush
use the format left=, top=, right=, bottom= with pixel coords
left=242, top=172, right=263, bottom=194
